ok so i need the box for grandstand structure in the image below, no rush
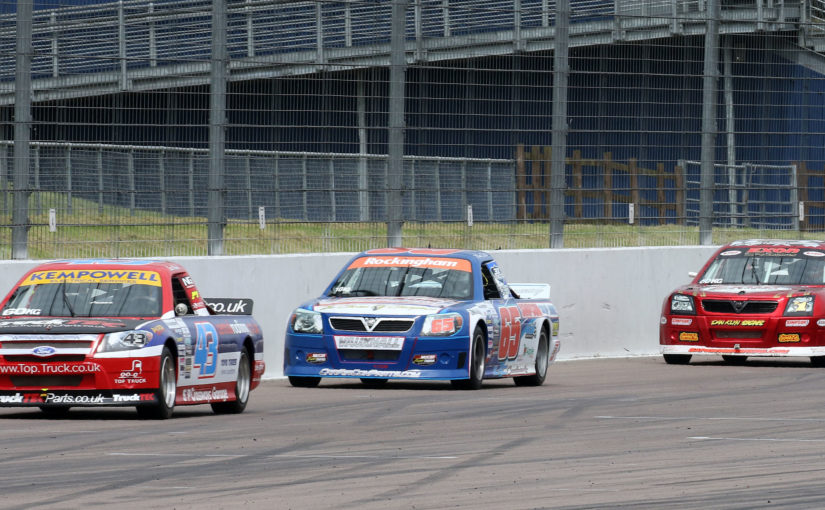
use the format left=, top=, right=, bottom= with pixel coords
left=1, top=0, right=824, bottom=257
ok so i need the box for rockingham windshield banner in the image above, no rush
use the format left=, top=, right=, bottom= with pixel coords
left=348, top=256, right=472, bottom=272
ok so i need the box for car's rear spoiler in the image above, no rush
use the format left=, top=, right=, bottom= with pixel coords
left=203, top=298, right=254, bottom=315
left=509, top=283, right=551, bottom=300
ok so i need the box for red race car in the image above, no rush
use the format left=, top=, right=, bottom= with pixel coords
left=0, top=259, right=265, bottom=418
left=660, top=239, right=825, bottom=366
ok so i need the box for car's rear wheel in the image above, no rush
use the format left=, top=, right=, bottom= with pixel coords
left=452, top=327, right=486, bottom=390
left=514, top=328, right=549, bottom=386
left=212, top=347, right=251, bottom=414
left=663, top=354, right=691, bottom=365
left=288, top=376, right=321, bottom=387
left=360, top=378, right=388, bottom=387
left=722, top=355, right=747, bottom=365
left=137, top=346, right=176, bottom=419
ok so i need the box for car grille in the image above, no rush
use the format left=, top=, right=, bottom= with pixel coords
left=0, top=335, right=97, bottom=361
left=338, top=350, right=402, bottom=362
left=329, top=317, right=414, bottom=333
left=10, top=376, right=84, bottom=387
left=714, top=330, right=763, bottom=339
left=701, top=300, right=778, bottom=314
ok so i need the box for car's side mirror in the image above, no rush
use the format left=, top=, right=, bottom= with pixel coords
left=175, top=303, right=189, bottom=316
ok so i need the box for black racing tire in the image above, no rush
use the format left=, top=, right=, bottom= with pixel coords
left=663, top=353, right=692, bottom=365
left=212, top=347, right=251, bottom=414
left=137, top=346, right=176, bottom=419
left=722, top=355, right=748, bottom=365
left=360, top=378, right=388, bottom=387
left=514, top=328, right=550, bottom=387
left=811, top=356, right=825, bottom=367
left=452, top=326, right=486, bottom=390
left=39, top=406, right=71, bottom=417
left=288, top=375, right=322, bottom=388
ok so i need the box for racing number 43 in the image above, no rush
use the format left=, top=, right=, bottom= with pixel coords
left=194, top=322, right=219, bottom=378
left=498, top=305, right=521, bottom=360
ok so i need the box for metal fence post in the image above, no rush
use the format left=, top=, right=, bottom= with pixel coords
left=12, top=0, right=33, bottom=260
left=699, top=0, right=720, bottom=245
left=387, top=0, right=408, bottom=247
left=208, top=0, right=227, bottom=255
left=97, top=148, right=104, bottom=214
left=550, top=0, right=570, bottom=248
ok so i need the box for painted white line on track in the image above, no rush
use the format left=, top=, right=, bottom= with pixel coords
left=109, top=452, right=457, bottom=460
left=109, top=452, right=240, bottom=457
left=271, top=453, right=458, bottom=460
left=596, top=415, right=825, bottom=422
left=689, top=436, right=825, bottom=443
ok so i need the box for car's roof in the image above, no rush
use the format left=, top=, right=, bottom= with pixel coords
left=25, top=259, right=186, bottom=278
left=357, top=248, right=492, bottom=262
left=723, top=239, right=825, bottom=250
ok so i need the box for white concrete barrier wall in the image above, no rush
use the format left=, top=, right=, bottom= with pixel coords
left=0, top=247, right=719, bottom=379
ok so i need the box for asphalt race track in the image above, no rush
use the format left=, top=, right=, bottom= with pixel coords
left=2, top=356, right=825, bottom=510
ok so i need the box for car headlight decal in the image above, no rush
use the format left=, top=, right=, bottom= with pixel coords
left=784, top=296, right=814, bottom=317
left=98, top=330, right=153, bottom=353
left=421, top=313, right=463, bottom=336
left=670, top=294, right=696, bottom=315
left=292, top=308, right=323, bottom=334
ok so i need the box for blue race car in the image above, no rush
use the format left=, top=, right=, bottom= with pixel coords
left=284, top=248, right=560, bottom=389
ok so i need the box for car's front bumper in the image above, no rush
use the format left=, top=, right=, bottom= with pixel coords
left=284, top=332, right=475, bottom=380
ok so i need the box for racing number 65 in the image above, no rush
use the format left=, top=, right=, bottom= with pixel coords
left=498, top=305, right=521, bottom=360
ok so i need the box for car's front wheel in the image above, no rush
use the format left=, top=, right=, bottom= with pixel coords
left=137, top=346, right=176, bottom=419
left=212, top=347, right=251, bottom=414
left=663, top=353, right=691, bottom=365
left=452, top=327, right=486, bottom=390
left=514, top=328, right=549, bottom=386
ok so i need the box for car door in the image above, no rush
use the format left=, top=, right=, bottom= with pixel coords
left=481, top=261, right=523, bottom=368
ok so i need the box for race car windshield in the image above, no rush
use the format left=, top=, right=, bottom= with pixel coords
left=329, top=265, right=473, bottom=300
left=699, top=254, right=825, bottom=285
left=2, top=282, right=162, bottom=317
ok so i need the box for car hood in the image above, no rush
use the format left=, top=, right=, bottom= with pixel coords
left=0, top=317, right=145, bottom=334
left=676, top=284, right=814, bottom=298
left=310, top=296, right=463, bottom=316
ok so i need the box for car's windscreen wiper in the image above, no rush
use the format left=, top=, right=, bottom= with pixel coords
left=61, top=281, right=76, bottom=317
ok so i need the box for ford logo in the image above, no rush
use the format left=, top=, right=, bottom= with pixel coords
left=32, top=346, right=56, bottom=357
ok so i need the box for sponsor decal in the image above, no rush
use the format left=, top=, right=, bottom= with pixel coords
left=114, top=360, right=146, bottom=384
left=0, top=362, right=100, bottom=375
left=778, top=333, right=801, bottom=343
left=181, top=276, right=195, bottom=288
left=719, top=250, right=742, bottom=256
left=42, top=393, right=106, bottom=404
left=730, top=240, right=822, bottom=248
left=710, top=319, right=765, bottom=326
left=31, top=346, right=56, bottom=357
left=679, top=332, right=699, bottom=342
left=215, top=322, right=251, bottom=335
left=181, top=387, right=230, bottom=402
left=413, top=354, right=437, bottom=365
left=334, top=335, right=405, bottom=351
left=306, top=353, right=327, bottom=363
left=804, top=251, right=825, bottom=258
left=0, top=393, right=23, bottom=403
left=21, top=270, right=161, bottom=286
left=319, top=368, right=422, bottom=378
left=2, top=308, right=41, bottom=316
left=746, top=247, right=800, bottom=255
left=348, top=256, right=471, bottom=272
left=699, top=279, right=723, bottom=284
left=671, top=318, right=693, bottom=326
left=206, top=299, right=253, bottom=315
left=785, top=319, right=810, bottom=327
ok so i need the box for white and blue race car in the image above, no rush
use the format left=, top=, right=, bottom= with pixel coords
left=284, top=248, right=560, bottom=389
